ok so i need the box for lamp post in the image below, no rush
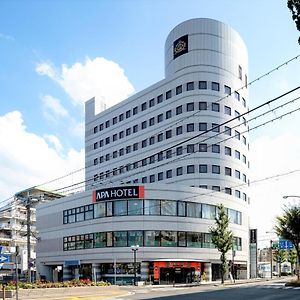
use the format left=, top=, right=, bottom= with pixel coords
left=131, top=245, right=139, bottom=286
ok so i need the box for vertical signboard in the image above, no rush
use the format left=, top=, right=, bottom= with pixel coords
left=249, top=229, right=258, bottom=278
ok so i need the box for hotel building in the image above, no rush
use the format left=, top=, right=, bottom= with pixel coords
left=37, top=18, right=250, bottom=283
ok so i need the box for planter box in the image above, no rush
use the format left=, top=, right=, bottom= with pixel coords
left=0, top=290, right=15, bottom=298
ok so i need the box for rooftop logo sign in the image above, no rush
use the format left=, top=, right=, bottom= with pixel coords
left=92, top=186, right=144, bottom=202
left=173, top=34, right=188, bottom=59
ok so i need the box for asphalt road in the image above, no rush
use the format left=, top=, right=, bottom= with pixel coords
left=122, top=281, right=300, bottom=300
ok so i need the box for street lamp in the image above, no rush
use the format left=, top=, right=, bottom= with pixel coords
left=131, top=245, right=139, bottom=286
left=282, top=195, right=300, bottom=199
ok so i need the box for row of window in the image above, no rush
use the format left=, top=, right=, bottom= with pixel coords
left=63, top=199, right=242, bottom=225
left=93, top=81, right=247, bottom=135
left=93, top=103, right=247, bottom=151
left=63, top=230, right=242, bottom=251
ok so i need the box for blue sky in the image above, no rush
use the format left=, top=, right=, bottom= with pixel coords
left=1, top=0, right=300, bottom=242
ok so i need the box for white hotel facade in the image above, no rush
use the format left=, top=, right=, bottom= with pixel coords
left=37, top=18, right=250, bottom=283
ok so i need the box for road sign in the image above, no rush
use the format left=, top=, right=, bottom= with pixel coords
left=279, top=239, right=294, bottom=249
left=0, top=254, right=10, bottom=263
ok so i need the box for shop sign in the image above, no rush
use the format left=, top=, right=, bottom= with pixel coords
left=93, top=186, right=144, bottom=202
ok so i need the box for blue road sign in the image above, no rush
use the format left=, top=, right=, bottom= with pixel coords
left=279, top=239, right=294, bottom=249
left=0, top=254, right=10, bottom=263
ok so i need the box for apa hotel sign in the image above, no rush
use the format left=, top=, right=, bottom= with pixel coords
left=173, top=34, right=188, bottom=59
left=93, top=186, right=144, bottom=202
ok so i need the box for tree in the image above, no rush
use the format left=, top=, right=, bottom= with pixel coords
left=273, top=248, right=286, bottom=276
left=287, top=0, right=300, bottom=44
left=274, top=204, right=300, bottom=280
left=210, top=203, right=233, bottom=284
left=288, top=249, right=297, bottom=275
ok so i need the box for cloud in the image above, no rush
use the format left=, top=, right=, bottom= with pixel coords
left=36, top=57, right=135, bottom=110
left=0, top=111, right=84, bottom=203
left=0, top=33, right=15, bottom=42
left=42, top=94, right=69, bottom=122
left=249, top=133, right=300, bottom=244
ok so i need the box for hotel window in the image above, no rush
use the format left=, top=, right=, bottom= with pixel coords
left=187, top=232, right=202, bottom=248
left=105, top=120, right=110, bottom=128
left=133, top=143, right=138, bottom=151
left=113, top=151, right=118, bottom=158
left=187, top=123, right=194, bottom=132
left=211, top=82, right=219, bottom=91
left=128, top=230, right=143, bottom=245
left=119, top=148, right=124, bottom=156
left=114, top=201, right=127, bottom=216
left=161, top=231, right=177, bottom=247
left=166, top=149, right=172, bottom=159
left=113, top=134, right=117, bottom=141
left=99, top=140, right=104, bottom=147
left=126, top=110, right=131, bottom=118
left=158, top=152, right=163, bottom=161
left=126, top=128, right=131, bottom=136
left=113, top=117, right=117, bottom=125
left=150, top=174, right=155, bottom=183
left=225, top=146, right=232, bottom=156
left=187, top=165, right=195, bottom=174
left=239, top=65, right=242, bottom=80
left=105, top=154, right=110, bottom=161
left=105, top=137, right=110, bottom=145
left=199, top=102, right=207, bottom=110
left=94, top=126, right=98, bottom=134
left=212, top=165, right=220, bottom=174
left=142, top=139, right=147, bottom=148
left=157, top=113, right=163, bottom=123
left=99, top=156, right=104, bottom=163
left=235, top=170, right=241, bottom=179
left=144, top=230, right=160, bottom=246
left=242, top=136, right=247, bottom=145
left=242, top=97, right=246, bottom=107
left=225, top=167, right=232, bottom=176
left=235, top=150, right=240, bottom=159
left=242, top=155, right=247, bottom=164
left=224, top=85, right=231, bottom=95
left=149, top=117, right=155, bottom=126
left=212, top=144, right=220, bottom=153
left=93, top=142, right=98, bottom=150
left=178, top=202, right=186, bottom=217
left=243, top=193, right=247, bottom=202
left=225, top=106, right=231, bottom=115
left=235, top=190, right=241, bottom=198
left=178, top=232, right=186, bottom=246
left=149, top=136, right=155, bottom=145
left=119, top=131, right=124, bottom=139
left=225, top=126, right=231, bottom=136
left=212, top=123, right=220, bottom=132
left=234, top=91, right=240, bottom=101
left=149, top=155, right=155, bottom=164
left=202, top=204, right=216, bottom=219
left=133, top=106, right=138, bottom=115
left=199, top=122, right=207, bottom=131
left=119, top=113, right=124, bottom=122
left=141, top=121, right=147, bottom=129
left=94, top=232, right=106, bottom=248
left=166, top=169, right=172, bottom=178
left=199, top=185, right=207, bottom=189
left=245, top=74, right=248, bottom=87
left=166, top=90, right=172, bottom=99
left=114, top=231, right=128, bottom=247
left=199, top=164, right=207, bottom=173
left=187, top=202, right=201, bottom=218
left=158, top=172, right=163, bottom=181
left=166, top=109, right=172, bottom=119
left=176, top=146, right=183, bottom=155
left=211, top=185, right=221, bottom=192
left=94, top=158, right=98, bottom=165
left=176, top=126, right=183, bottom=135
left=199, top=81, right=207, bottom=89
left=157, top=94, right=163, bottom=104
left=94, top=202, right=106, bottom=218
left=176, top=105, right=183, bottom=115
left=187, top=144, right=195, bottom=153
left=157, top=133, right=163, bottom=142
left=176, top=85, right=182, bottom=95
left=142, top=159, right=147, bottom=166
left=212, top=103, right=220, bottom=112
left=133, top=124, right=138, bottom=133
left=243, top=174, right=247, bottom=183
left=225, top=187, right=232, bottom=195
left=133, top=162, right=138, bottom=169
left=149, top=98, right=155, bottom=107
left=166, top=130, right=172, bottom=139
left=235, top=130, right=241, bottom=140
left=176, top=167, right=183, bottom=176
left=99, top=123, right=104, bottom=131
left=187, top=102, right=194, bottom=111
left=235, top=110, right=240, bottom=120
left=199, top=143, right=207, bottom=152
left=187, top=82, right=194, bottom=91
left=141, top=102, right=147, bottom=111
left=142, top=177, right=147, bottom=183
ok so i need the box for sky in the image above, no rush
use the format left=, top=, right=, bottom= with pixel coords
left=0, top=0, right=300, bottom=247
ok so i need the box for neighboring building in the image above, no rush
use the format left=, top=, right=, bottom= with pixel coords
left=37, top=18, right=250, bottom=284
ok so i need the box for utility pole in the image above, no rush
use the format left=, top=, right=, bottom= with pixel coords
left=270, top=239, right=273, bottom=279
left=26, top=192, right=31, bottom=283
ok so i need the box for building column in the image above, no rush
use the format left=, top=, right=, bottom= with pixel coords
left=92, top=263, right=101, bottom=282
left=140, top=261, right=149, bottom=282
left=63, top=266, right=72, bottom=281
left=204, top=262, right=212, bottom=282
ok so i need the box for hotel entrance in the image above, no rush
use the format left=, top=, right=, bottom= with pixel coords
left=153, top=261, right=201, bottom=284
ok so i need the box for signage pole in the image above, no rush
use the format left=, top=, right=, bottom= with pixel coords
left=270, top=240, right=273, bottom=279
